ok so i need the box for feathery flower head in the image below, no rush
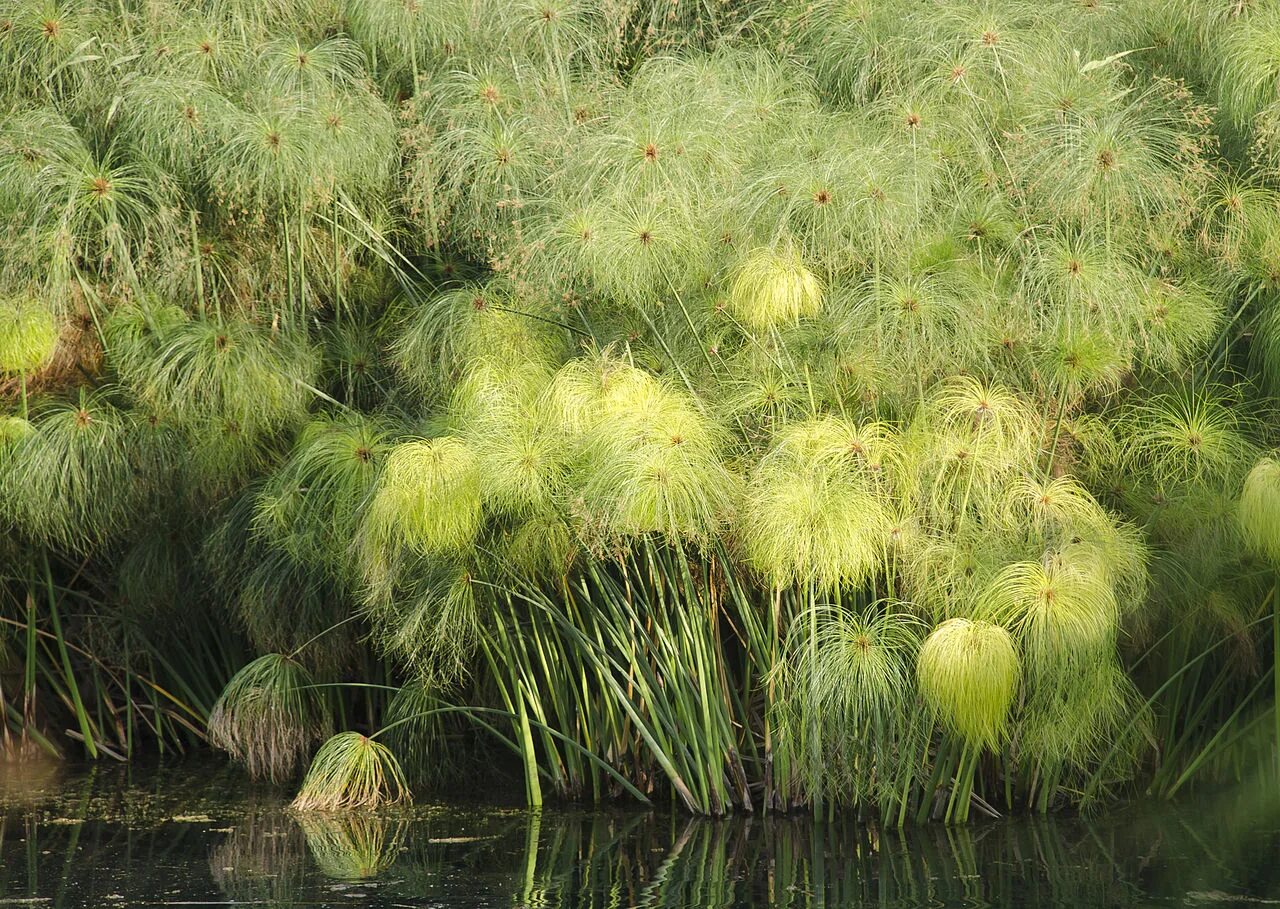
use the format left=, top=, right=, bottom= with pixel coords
left=727, top=246, right=824, bottom=332
left=365, top=437, right=483, bottom=556
left=917, top=617, right=1019, bottom=749
left=1240, top=456, right=1280, bottom=565
left=292, top=732, right=410, bottom=811
left=741, top=416, right=890, bottom=590
left=980, top=552, right=1119, bottom=670
left=570, top=361, right=739, bottom=542
left=0, top=298, right=59, bottom=373
left=0, top=415, right=33, bottom=447
left=208, top=653, right=332, bottom=783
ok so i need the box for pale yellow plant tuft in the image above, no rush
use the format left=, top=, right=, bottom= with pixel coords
left=365, top=437, right=483, bottom=555
left=917, top=618, right=1020, bottom=749
left=727, top=246, right=823, bottom=331
left=1240, top=456, right=1280, bottom=565
left=0, top=299, right=59, bottom=374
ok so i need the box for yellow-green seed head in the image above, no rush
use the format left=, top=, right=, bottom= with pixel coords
left=741, top=418, right=889, bottom=590
left=917, top=618, right=1020, bottom=749
left=366, top=437, right=482, bottom=555
left=727, top=247, right=823, bottom=331
left=1240, top=456, right=1280, bottom=565
left=0, top=415, right=33, bottom=447
left=0, top=300, right=59, bottom=374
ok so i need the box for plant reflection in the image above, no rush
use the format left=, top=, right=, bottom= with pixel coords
left=298, top=811, right=406, bottom=880
left=209, top=807, right=308, bottom=902
left=0, top=765, right=1277, bottom=908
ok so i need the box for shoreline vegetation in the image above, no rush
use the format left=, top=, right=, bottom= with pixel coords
left=2, top=0, right=1280, bottom=820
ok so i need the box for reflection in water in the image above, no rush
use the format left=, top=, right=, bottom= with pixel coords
left=297, top=811, right=406, bottom=880
left=0, top=762, right=1277, bottom=907
left=209, top=806, right=308, bottom=902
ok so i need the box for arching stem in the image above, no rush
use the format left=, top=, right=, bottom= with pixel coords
left=331, top=192, right=342, bottom=322
left=1045, top=379, right=1069, bottom=478
left=807, top=582, right=823, bottom=815
left=191, top=208, right=205, bottom=317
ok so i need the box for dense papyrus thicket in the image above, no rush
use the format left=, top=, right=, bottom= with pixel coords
left=4, top=0, right=1280, bottom=819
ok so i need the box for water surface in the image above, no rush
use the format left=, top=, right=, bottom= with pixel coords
left=1, top=760, right=1278, bottom=908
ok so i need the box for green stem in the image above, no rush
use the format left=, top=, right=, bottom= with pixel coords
left=1045, top=379, right=1069, bottom=478
left=331, top=192, right=342, bottom=321
left=190, top=208, right=205, bottom=316
left=807, top=585, right=823, bottom=815
left=297, top=198, right=307, bottom=315
left=917, top=735, right=954, bottom=824
left=23, top=582, right=36, bottom=739
left=518, top=683, right=543, bottom=808
left=43, top=554, right=96, bottom=759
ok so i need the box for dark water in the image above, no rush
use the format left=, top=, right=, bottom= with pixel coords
left=1, top=760, right=1279, bottom=908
